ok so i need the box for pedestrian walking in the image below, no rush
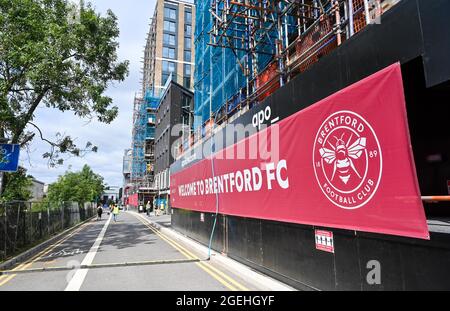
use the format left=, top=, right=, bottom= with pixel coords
left=97, top=204, right=103, bottom=220
left=112, top=204, right=119, bottom=222
left=146, top=201, right=151, bottom=216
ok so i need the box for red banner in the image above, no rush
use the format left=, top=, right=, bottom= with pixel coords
left=128, top=193, right=138, bottom=207
left=171, top=63, right=429, bottom=239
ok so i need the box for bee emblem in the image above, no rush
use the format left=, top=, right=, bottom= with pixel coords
left=313, top=111, right=382, bottom=210
left=319, top=134, right=367, bottom=185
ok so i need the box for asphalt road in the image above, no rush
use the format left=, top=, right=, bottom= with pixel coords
left=0, top=211, right=258, bottom=291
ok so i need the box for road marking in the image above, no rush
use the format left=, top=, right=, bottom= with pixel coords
left=65, top=215, right=112, bottom=291
left=43, top=248, right=85, bottom=259
left=0, top=221, right=92, bottom=287
left=132, top=213, right=249, bottom=291
left=0, top=273, right=16, bottom=286
left=0, top=223, right=89, bottom=284
left=145, top=222, right=238, bottom=291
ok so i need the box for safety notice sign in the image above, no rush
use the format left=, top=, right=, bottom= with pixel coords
left=315, top=230, right=334, bottom=253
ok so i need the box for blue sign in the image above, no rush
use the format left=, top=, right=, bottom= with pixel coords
left=0, top=144, right=20, bottom=172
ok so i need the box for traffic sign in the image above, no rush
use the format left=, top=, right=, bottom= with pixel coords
left=0, top=144, right=20, bottom=172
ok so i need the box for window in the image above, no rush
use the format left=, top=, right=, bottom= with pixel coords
left=163, top=33, right=175, bottom=46
left=185, top=24, right=192, bottom=36
left=164, top=7, right=176, bottom=19
left=162, top=61, right=175, bottom=73
left=162, top=73, right=170, bottom=85
left=185, top=11, right=192, bottom=23
left=184, top=50, right=191, bottom=62
left=184, top=37, right=191, bottom=49
left=184, top=77, right=191, bottom=89
left=184, top=64, right=191, bottom=76
left=163, top=47, right=175, bottom=59
left=164, top=20, right=176, bottom=32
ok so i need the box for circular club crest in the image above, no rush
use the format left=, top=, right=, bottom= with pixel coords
left=313, top=111, right=382, bottom=209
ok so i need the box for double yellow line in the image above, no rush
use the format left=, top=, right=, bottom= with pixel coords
left=0, top=221, right=91, bottom=287
left=134, top=214, right=249, bottom=291
left=1, top=214, right=249, bottom=291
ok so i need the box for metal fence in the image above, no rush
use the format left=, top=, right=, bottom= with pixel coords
left=0, top=201, right=96, bottom=262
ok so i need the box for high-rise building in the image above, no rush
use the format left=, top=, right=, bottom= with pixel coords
left=125, top=0, right=195, bottom=208
left=143, top=0, right=196, bottom=98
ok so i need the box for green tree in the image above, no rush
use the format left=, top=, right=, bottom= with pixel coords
left=0, top=167, right=33, bottom=202
left=0, top=0, right=129, bottom=166
left=47, top=164, right=104, bottom=205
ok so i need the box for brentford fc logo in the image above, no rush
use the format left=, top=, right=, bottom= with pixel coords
left=313, top=111, right=382, bottom=209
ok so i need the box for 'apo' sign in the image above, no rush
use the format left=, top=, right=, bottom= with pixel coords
left=170, top=64, right=429, bottom=239
left=252, top=106, right=272, bottom=129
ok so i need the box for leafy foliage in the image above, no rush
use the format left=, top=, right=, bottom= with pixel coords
left=0, top=0, right=129, bottom=166
left=47, top=164, right=104, bottom=205
left=0, top=167, right=33, bottom=202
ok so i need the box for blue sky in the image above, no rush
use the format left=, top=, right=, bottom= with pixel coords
left=19, top=0, right=157, bottom=187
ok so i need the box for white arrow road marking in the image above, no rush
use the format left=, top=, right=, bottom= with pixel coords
left=65, top=215, right=112, bottom=291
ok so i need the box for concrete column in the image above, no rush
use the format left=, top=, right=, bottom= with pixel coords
left=177, top=3, right=186, bottom=85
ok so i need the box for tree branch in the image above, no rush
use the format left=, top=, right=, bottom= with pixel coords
left=12, top=87, right=50, bottom=143
left=27, top=122, right=58, bottom=147
left=10, top=87, right=35, bottom=93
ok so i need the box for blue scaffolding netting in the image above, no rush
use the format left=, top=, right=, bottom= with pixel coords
left=193, top=0, right=274, bottom=130
left=131, top=89, right=159, bottom=181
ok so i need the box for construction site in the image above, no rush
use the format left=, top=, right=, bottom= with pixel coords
left=127, top=0, right=396, bottom=207
left=125, top=0, right=196, bottom=210
left=2, top=0, right=450, bottom=294
left=183, top=0, right=400, bottom=155
left=124, top=92, right=158, bottom=208
left=170, top=0, right=450, bottom=290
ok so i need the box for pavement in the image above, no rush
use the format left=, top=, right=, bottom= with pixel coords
left=0, top=211, right=292, bottom=291
left=145, top=212, right=172, bottom=228
left=427, top=218, right=450, bottom=234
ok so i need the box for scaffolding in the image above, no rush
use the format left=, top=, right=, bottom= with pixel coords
left=189, top=0, right=399, bottom=151
left=129, top=91, right=159, bottom=203
left=128, top=6, right=162, bottom=205
left=130, top=95, right=146, bottom=192
left=207, top=0, right=377, bottom=112
left=194, top=0, right=253, bottom=130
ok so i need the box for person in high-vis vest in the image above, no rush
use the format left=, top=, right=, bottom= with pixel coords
left=112, top=204, right=119, bottom=222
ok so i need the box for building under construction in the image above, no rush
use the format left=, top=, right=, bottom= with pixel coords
left=190, top=0, right=399, bottom=146
left=124, top=0, right=196, bottom=208
left=124, top=93, right=158, bottom=207
left=171, top=0, right=450, bottom=290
